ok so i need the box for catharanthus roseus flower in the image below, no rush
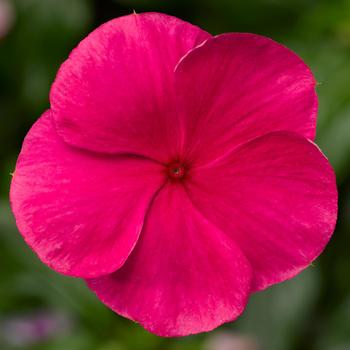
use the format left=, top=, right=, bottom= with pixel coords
left=10, top=12, right=337, bottom=337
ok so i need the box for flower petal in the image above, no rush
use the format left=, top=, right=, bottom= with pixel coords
left=87, top=184, right=252, bottom=337
left=185, top=131, right=337, bottom=291
left=175, top=33, right=317, bottom=165
left=50, top=12, right=210, bottom=162
left=10, top=111, right=165, bottom=278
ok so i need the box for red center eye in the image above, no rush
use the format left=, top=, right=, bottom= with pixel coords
left=167, top=162, right=186, bottom=180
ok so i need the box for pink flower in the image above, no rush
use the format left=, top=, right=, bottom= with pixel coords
left=10, top=12, right=337, bottom=337
left=0, top=0, right=14, bottom=39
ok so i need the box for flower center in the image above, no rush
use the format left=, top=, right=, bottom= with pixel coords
left=167, top=162, right=186, bottom=180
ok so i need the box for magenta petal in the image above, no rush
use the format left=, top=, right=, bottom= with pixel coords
left=10, top=112, right=165, bottom=278
left=175, top=33, right=317, bottom=164
left=186, top=131, right=337, bottom=291
left=50, top=12, right=210, bottom=162
left=87, top=184, right=252, bottom=337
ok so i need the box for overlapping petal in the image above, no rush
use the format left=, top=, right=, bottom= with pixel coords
left=10, top=111, right=165, bottom=278
left=185, top=131, right=337, bottom=291
left=50, top=12, right=210, bottom=162
left=175, top=33, right=318, bottom=165
left=87, top=184, right=252, bottom=337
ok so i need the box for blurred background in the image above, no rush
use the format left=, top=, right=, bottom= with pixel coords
left=1, top=0, right=350, bottom=349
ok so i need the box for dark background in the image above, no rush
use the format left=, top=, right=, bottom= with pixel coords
left=1, top=0, right=350, bottom=349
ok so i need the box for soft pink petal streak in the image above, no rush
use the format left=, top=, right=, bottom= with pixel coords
left=175, top=33, right=317, bottom=165
left=186, top=131, right=337, bottom=291
left=10, top=111, right=164, bottom=278
left=87, top=184, right=252, bottom=337
left=50, top=12, right=210, bottom=162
